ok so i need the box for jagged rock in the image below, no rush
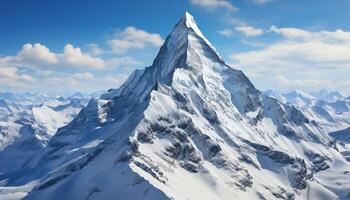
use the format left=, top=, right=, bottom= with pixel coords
left=306, top=151, right=330, bottom=172
left=290, top=159, right=308, bottom=190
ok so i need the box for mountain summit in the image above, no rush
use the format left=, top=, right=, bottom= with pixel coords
left=3, top=12, right=350, bottom=200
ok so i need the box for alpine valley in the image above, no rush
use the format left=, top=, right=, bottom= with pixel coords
left=1, top=13, right=350, bottom=200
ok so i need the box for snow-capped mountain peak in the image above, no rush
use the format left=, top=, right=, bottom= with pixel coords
left=161, top=11, right=223, bottom=71
left=285, top=90, right=315, bottom=99
left=177, top=12, right=200, bottom=33
left=283, top=90, right=316, bottom=107
left=2, top=13, right=350, bottom=200
left=103, top=12, right=227, bottom=102
left=174, top=12, right=221, bottom=58
left=311, top=89, right=346, bottom=102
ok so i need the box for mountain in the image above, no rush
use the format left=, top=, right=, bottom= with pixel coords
left=2, top=12, right=350, bottom=200
left=265, top=89, right=348, bottom=108
left=311, top=89, right=347, bottom=102
left=283, top=90, right=316, bottom=107
left=263, top=90, right=287, bottom=104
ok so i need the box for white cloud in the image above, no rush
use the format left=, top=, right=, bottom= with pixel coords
left=58, top=44, right=105, bottom=69
left=233, top=29, right=350, bottom=70
left=0, top=67, right=35, bottom=91
left=272, top=75, right=290, bottom=87
left=271, top=75, right=334, bottom=91
left=38, top=73, right=129, bottom=93
left=17, top=43, right=58, bottom=65
left=228, top=17, right=247, bottom=26
left=73, top=72, right=95, bottom=80
left=0, top=67, right=34, bottom=82
left=235, top=26, right=264, bottom=37
left=0, top=67, right=17, bottom=79
left=107, top=57, right=142, bottom=68
left=108, top=26, right=163, bottom=54
left=232, top=41, right=350, bottom=73
left=241, top=39, right=266, bottom=47
left=220, top=26, right=264, bottom=37
left=252, top=0, right=274, bottom=5
left=231, top=27, right=350, bottom=93
left=7, top=69, right=131, bottom=94
left=103, top=74, right=129, bottom=87
left=0, top=43, right=142, bottom=70
left=270, top=26, right=311, bottom=39
left=218, top=29, right=233, bottom=37
left=86, top=43, right=103, bottom=56
left=0, top=42, right=142, bottom=93
left=270, top=26, right=350, bottom=43
left=190, top=0, right=237, bottom=11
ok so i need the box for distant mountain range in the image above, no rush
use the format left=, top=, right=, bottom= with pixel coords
left=264, top=89, right=350, bottom=130
left=0, top=92, right=100, bottom=174
left=264, top=89, right=348, bottom=106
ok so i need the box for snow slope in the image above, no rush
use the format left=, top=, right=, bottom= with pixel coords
left=2, top=13, right=350, bottom=200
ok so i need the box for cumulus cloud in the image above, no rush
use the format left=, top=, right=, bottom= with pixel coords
left=0, top=67, right=34, bottom=82
left=108, top=26, right=163, bottom=54
left=58, top=44, right=105, bottom=69
left=17, top=43, right=58, bottom=65
left=231, top=27, right=350, bottom=93
left=0, top=43, right=141, bottom=70
left=0, top=67, right=35, bottom=91
left=190, top=0, right=237, bottom=11
left=85, top=43, right=103, bottom=56
left=0, top=42, right=142, bottom=93
left=218, top=25, right=264, bottom=38
left=235, top=26, right=264, bottom=37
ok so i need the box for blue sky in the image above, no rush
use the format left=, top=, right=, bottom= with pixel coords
left=1, top=0, right=349, bottom=94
